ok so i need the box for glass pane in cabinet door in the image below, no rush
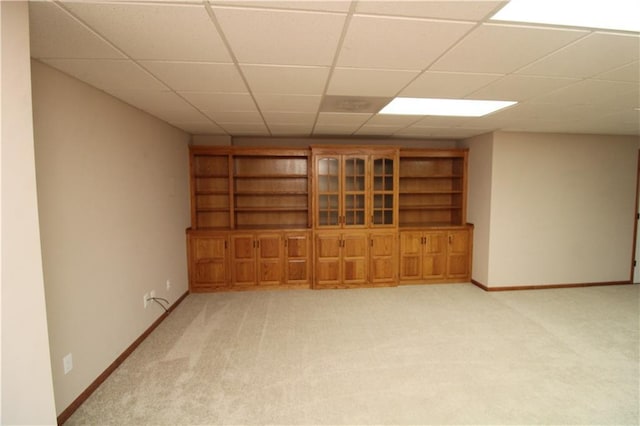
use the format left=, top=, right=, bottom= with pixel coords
left=329, top=211, right=339, bottom=225
left=373, top=211, right=383, bottom=225
left=329, top=176, right=339, bottom=192
left=374, top=194, right=383, bottom=208
left=385, top=176, right=393, bottom=190
left=374, top=176, right=383, bottom=191
left=385, top=159, right=393, bottom=174
left=319, top=194, right=328, bottom=209
left=384, top=211, right=393, bottom=224
left=318, top=176, right=329, bottom=192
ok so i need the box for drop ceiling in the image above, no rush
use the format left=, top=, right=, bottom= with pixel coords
left=29, top=0, right=640, bottom=139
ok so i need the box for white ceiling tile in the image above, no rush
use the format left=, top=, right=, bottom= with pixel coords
left=595, top=61, right=640, bottom=83
left=141, top=62, right=246, bottom=92
left=313, top=124, right=359, bottom=135
left=400, top=71, right=503, bottom=98
left=253, top=93, right=322, bottom=112
left=395, top=126, right=474, bottom=139
left=41, top=59, right=165, bottom=91
left=530, top=80, right=640, bottom=108
left=206, top=111, right=264, bottom=123
left=467, top=75, right=579, bottom=101
left=241, top=65, right=329, bottom=95
left=179, top=92, right=257, bottom=112
left=29, top=2, right=125, bottom=59
left=337, top=15, right=474, bottom=70
left=213, top=7, right=346, bottom=66
left=63, top=3, right=231, bottom=62
left=210, top=1, right=352, bottom=13
left=316, top=112, right=372, bottom=126
left=431, top=23, right=588, bottom=74
left=269, top=124, right=314, bottom=136
left=149, top=107, right=211, bottom=123
left=355, top=0, right=507, bottom=21
left=517, top=33, right=640, bottom=79
left=218, top=122, right=269, bottom=134
left=263, top=112, right=317, bottom=125
left=108, top=90, right=202, bottom=116
left=327, top=68, right=420, bottom=97
left=170, top=121, right=227, bottom=134
left=355, top=125, right=405, bottom=136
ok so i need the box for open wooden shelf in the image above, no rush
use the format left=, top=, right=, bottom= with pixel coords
left=398, top=150, right=467, bottom=227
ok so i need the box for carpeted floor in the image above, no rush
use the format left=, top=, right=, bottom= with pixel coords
left=66, top=283, right=640, bottom=425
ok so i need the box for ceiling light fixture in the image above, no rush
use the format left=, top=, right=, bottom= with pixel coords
left=490, top=0, right=640, bottom=33
left=378, top=98, right=517, bottom=117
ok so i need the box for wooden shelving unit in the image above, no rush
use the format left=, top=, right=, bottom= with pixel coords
left=398, top=150, right=467, bottom=227
left=191, top=152, right=231, bottom=229
left=187, top=145, right=471, bottom=292
left=233, top=153, right=310, bottom=230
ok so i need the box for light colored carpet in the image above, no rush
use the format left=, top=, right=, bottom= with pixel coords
left=66, top=284, right=640, bottom=425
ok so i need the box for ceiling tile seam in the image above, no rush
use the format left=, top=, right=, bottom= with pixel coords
left=208, top=0, right=353, bottom=16
left=351, top=12, right=481, bottom=26
left=51, top=0, right=230, bottom=136
left=590, top=59, right=640, bottom=82
left=310, top=0, right=358, bottom=137
left=351, top=18, right=488, bottom=136
left=204, top=1, right=276, bottom=137
left=508, top=31, right=596, bottom=77
left=45, top=1, right=125, bottom=60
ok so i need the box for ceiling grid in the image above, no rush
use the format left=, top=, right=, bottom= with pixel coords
left=29, top=0, right=639, bottom=138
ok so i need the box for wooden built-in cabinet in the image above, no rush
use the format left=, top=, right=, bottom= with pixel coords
left=398, top=150, right=467, bottom=227
left=187, top=145, right=472, bottom=292
left=311, top=147, right=399, bottom=289
left=188, top=232, right=229, bottom=292
left=399, top=227, right=473, bottom=283
left=231, top=231, right=311, bottom=287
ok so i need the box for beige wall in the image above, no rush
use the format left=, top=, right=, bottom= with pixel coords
left=459, top=132, right=493, bottom=285
left=31, top=61, right=191, bottom=414
left=1, top=3, right=57, bottom=424
left=488, top=131, right=638, bottom=287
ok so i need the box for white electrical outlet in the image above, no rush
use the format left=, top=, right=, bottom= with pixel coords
left=150, top=290, right=156, bottom=299
left=63, top=353, right=73, bottom=374
left=166, top=279, right=171, bottom=291
left=143, top=292, right=149, bottom=309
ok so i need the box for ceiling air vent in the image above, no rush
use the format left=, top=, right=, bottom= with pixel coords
left=319, top=95, right=392, bottom=113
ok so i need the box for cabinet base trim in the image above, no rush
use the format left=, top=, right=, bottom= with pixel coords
left=471, top=279, right=632, bottom=292
left=191, top=283, right=311, bottom=293
left=56, top=291, right=189, bottom=425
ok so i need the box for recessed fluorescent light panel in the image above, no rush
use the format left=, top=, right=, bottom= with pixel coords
left=379, top=98, right=517, bottom=117
left=491, top=0, right=640, bottom=32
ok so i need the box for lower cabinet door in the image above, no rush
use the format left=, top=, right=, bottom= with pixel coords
left=284, top=232, right=311, bottom=285
left=256, top=233, right=283, bottom=285
left=446, top=229, right=470, bottom=279
left=399, top=231, right=423, bottom=281
left=342, top=232, right=368, bottom=285
left=315, top=233, right=342, bottom=287
left=189, top=233, right=229, bottom=290
left=231, top=234, right=256, bottom=286
left=422, top=231, right=447, bottom=280
left=369, top=231, right=396, bottom=284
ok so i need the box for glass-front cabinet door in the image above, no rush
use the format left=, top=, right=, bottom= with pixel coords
left=371, top=156, right=396, bottom=227
left=343, top=156, right=367, bottom=227
left=316, top=156, right=340, bottom=227
left=314, top=149, right=397, bottom=229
